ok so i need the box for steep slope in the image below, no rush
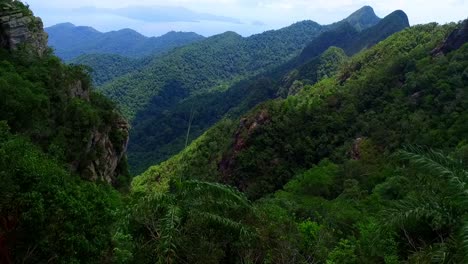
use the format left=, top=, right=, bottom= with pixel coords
left=46, top=23, right=205, bottom=60
left=127, top=8, right=409, bottom=174
left=134, top=22, right=467, bottom=199
left=71, top=53, right=147, bottom=86
left=341, top=5, right=381, bottom=31
left=100, top=22, right=324, bottom=118
left=101, top=7, right=382, bottom=119
left=0, top=2, right=129, bottom=263
left=0, top=2, right=129, bottom=185
left=299, top=10, right=409, bottom=61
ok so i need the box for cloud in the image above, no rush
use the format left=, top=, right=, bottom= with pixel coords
left=251, top=20, right=266, bottom=26
left=27, top=0, right=468, bottom=37
left=72, top=6, right=242, bottom=24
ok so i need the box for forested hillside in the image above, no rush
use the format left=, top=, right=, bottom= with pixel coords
left=127, top=8, right=409, bottom=174
left=131, top=21, right=468, bottom=263
left=0, top=1, right=129, bottom=262
left=46, top=23, right=205, bottom=61
left=71, top=54, right=147, bottom=86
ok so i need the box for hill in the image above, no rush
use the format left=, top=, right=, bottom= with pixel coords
left=46, top=23, right=205, bottom=60
left=130, top=20, right=468, bottom=263
left=0, top=1, right=130, bottom=262
left=70, top=53, right=147, bottom=86
left=126, top=8, right=409, bottom=174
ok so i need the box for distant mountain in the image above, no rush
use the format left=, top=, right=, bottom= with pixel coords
left=299, top=10, right=410, bottom=62
left=46, top=23, right=205, bottom=60
left=342, top=5, right=381, bottom=31
left=125, top=7, right=409, bottom=174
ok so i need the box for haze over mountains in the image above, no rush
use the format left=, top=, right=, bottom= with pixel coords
left=46, top=23, right=205, bottom=60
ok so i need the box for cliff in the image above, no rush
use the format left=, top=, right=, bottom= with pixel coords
left=0, top=1, right=130, bottom=185
left=67, top=80, right=130, bottom=184
left=433, top=19, right=468, bottom=55
left=0, top=1, right=48, bottom=56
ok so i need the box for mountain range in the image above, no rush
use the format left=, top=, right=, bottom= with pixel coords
left=88, top=6, right=409, bottom=174
left=46, top=23, right=205, bottom=60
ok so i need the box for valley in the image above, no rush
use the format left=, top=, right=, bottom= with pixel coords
left=1, top=0, right=468, bottom=263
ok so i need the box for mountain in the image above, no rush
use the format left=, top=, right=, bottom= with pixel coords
left=299, top=10, right=410, bottom=61
left=131, top=21, right=468, bottom=262
left=46, top=23, right=205, bottom=60
left=122, top=7, right=409, bottom=174
left=342, top=5, right=381, bottom=31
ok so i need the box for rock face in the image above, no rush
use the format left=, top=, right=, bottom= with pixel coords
left=0, top=2, right=130, bottom=184
left=81, top=117, right=130, bottom=184
left=68, top=80, right=90, bottom=101
left=68, top=79, right=130, bottom=184
left=433, top=19, right=468, bottom=55
left=219, top=109, right=271, bottom=189
left=0, top=2, right=48, bottom=56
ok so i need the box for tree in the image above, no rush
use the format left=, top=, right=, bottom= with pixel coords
left=388, top=147, right=468, bottom=262
left=125, top=179, right=255, bottom=263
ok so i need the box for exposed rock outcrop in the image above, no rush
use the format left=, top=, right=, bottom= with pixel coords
left=0, top=2, right=48, bottom=56
left=80, top=117, right=130, bottom=184
left=219, top=109, right=270, bottom=187
left=0, top=2, right=130, bottom=184
left=432, top=19, right=468, bottom=55
left=350, top=138, right=365, bottom=160
left=68, top=80, right=90, bottom=101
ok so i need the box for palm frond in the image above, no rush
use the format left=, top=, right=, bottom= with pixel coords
left=394, top=147, right=468, bottom=262
left=396, top=147, right=468, bottom=200
left=158, top=205, right=182, bottom=263
left=386, top=194, right=454, bottom=229
left=462, top=220, right=468, bottom=261
left=396, top=146, right=463, bottom=178
left=190, top=211, right=254, bottom=240
left=182, top=180, right=252, bottom=209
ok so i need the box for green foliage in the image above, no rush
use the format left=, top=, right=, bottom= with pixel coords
left=0, top=46, right=127, bottom=178
left=284, top=159, right=339, bottom=197
left=125, top=10, right=408, bottom=175
left=139, top=22, right=463, bottom=197
left=123, top=179, right=255, bottom=263
left=0, top=130, right=121, bottom=263
left=387, top=147, right=468, bottom=262
left=132, top=21, right=468, bottom=263
left=71, top=54, right=143, bottom=86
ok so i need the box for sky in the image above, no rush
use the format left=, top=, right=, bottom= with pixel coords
left=26, top=0, right=468, bottom=37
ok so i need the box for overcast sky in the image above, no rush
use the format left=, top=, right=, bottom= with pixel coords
left=26, top=0, right=468, bottom=37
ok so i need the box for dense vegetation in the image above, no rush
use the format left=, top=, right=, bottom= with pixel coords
left=0, top=47, right=129, bottom=183
left=0, top=9, right=128, bottom=262
left=71, top=54, right=146, bottom=86
left=127, top=9, right=408, bottom=175
left=3, top=2, right=468, bottom=263
left=46, top=23, right=205, bottom=61
left=132, top=21, right=468, bottom=262
left=0, top=125, right=121, bottom=263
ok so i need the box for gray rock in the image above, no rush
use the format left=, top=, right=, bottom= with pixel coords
left=0, top=6, right=48, bottom=56
left=432, top=19, right=468, bottom=55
